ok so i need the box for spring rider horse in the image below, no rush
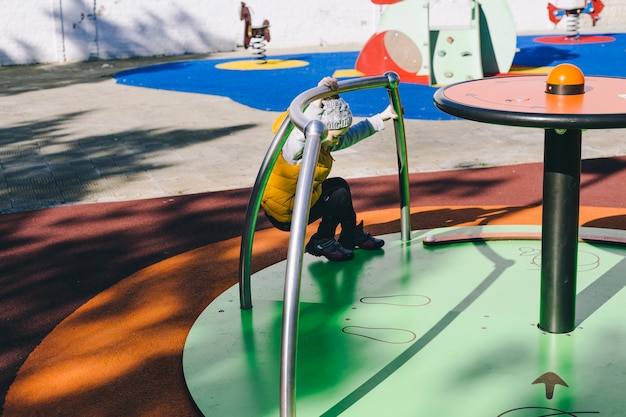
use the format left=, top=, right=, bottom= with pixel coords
left=547, top=0, right=604, bottom=40
left=240, top=2, right=271, bottom=63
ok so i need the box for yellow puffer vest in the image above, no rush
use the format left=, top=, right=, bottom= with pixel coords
left=261, top=149, right=333, bottom=223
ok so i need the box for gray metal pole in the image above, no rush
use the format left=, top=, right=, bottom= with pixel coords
left=385, top=72, right=411, bottom=241
left=539, top=128, right=581, bottom=333
left=279, top=120, right=325, bottom=417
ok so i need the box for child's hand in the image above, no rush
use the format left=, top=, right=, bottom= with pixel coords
left=380, top=105, right=398, bottom=121
left=318, top=77, right=339, bottom=91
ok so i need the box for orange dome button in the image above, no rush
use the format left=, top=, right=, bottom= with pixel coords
left=545, top=63, right=585, bottom=95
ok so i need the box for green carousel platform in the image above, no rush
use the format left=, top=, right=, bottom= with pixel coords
left=183, top=225, right=625, bottom=416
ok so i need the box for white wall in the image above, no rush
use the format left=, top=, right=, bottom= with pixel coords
left=0, top=0, right=624, bottom=66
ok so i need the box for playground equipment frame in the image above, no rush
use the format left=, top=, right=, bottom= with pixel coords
left=237, top=72, right=410, bottom=416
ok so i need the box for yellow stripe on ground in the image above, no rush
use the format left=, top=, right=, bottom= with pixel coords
left=333, top=69, right=365, bottom=78
left=216, top=59, right=308, bottom=70
left=509, top=66, right=553, bottom=74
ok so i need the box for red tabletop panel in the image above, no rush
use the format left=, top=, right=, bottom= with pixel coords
left=434, top=75, right=626, bottom=129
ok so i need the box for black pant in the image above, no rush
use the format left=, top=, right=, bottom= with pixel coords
left=266, top=177, right=357, bottom=240
left=310, top=177, right=357, bottom=240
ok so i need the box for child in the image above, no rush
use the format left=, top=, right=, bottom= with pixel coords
left=261, top=77, right=397, bottom=261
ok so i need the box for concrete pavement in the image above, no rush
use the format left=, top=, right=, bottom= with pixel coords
left=1, top=46, right=625, bottom=213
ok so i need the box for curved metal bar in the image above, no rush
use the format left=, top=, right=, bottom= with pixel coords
left=278, top=72, right=410, bottom=416
left=288, top=72, right=410, bottom=240
left=288, top=74, right=395, bottom=132
left=235, top=72, right=412, bottom=415
left=238, top=116, right=293, bottom=309
left=385, top=72, right=412, bottom=241
left=238, top=71, right=411, bottom=311
left=279, top=119, right=325, bottom=417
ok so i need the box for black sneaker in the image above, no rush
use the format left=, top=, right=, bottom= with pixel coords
left=353, top=221, right=384, bottom=250
left=306, top=235, right=354, bottom=261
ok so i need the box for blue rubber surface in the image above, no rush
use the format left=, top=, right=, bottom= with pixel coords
left=114, top=34, right=626, bottom=121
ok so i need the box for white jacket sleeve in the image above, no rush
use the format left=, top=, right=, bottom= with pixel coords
left=330, top=113, right=386, bottom=152
left=281, top=106, right=387, bottom=164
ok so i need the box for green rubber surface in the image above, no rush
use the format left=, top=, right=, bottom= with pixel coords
left=183, top=226, right=626, bottom=416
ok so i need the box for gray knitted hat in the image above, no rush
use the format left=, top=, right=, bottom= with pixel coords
left=320, top=97, right=352, bottom=130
